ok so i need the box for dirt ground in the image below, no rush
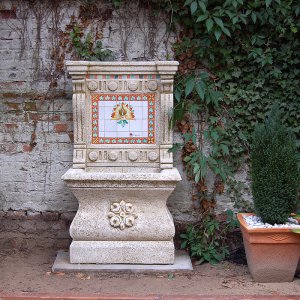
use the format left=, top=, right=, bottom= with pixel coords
left=0, top=248, right=299, bottom=296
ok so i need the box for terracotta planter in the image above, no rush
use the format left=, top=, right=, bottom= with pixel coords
left=238, top=213, right=300, bottom=283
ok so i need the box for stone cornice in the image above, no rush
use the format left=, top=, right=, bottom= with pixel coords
left=65, top=61, right=179, bottom=75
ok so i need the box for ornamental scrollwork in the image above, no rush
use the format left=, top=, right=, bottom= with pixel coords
left=108, top=200, right=137, bottom=230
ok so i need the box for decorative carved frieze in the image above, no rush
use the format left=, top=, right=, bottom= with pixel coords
left=87, top=149, right=159, bottom=163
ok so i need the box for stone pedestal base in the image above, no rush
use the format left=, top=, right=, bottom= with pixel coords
left=62, top=168, right=181, bottom=265
left=70, top=241, right=174, bottom=264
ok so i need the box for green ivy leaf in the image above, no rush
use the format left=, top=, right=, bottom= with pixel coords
left=214, top=29, right=222, bottom=41
left=232, top=16, right=239, bottom=24
left=195, top=80, right=206, bottom=99
left=196, top=14, right=208, bottom=22
left=205, top=18, right=214, bottom=32
left=190, top=1, right=198, bottom=14
left=198, top=1, right=206, bottom=12
left=184, top=0, right=193, bottom=6
left=222, top=27, right=231, bottom=37
left=183, top=156, right=191, bottom=162
left=265, top=0, right=272, bottom=7
left=185, top=78, right=195, bottom=96
left=195, top=170, right=201, bottom=183
left=213, top=17, right=224, bottom=29
left=251, top=12, right=257, bottom=23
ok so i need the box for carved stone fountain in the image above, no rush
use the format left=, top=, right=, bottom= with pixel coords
left=62, top=61, right=182, bottom=265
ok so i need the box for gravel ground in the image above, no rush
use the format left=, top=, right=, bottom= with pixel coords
left=0, top=248, right=299, bottom=296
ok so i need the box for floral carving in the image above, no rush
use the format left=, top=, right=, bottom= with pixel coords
left=108, top=200, right=137, bottom=230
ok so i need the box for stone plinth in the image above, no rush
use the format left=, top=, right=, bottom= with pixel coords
left=63, top=61, right=181, bottom=265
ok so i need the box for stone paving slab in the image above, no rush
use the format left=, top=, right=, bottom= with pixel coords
left=52, top=250, right=193, bottom=273
left=1, top=294, right=300, bottom=300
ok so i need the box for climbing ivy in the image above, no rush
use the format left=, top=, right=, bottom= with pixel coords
left=70, top=24, right=112, bottom=61
left=150, top=0, right=300, bottom=209
left=110, top=0, right=300, bottom=262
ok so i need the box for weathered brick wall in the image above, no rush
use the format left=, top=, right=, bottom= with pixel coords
left=0, top=210, right=74, bottom=250
left=1, top=94, right=76, bottom=211
left=0, top=0, right=242, bottom=249
left=0, top=0, right=199, bottom=232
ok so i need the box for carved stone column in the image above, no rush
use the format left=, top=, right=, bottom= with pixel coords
left=69, top=72, right=86, bottom=169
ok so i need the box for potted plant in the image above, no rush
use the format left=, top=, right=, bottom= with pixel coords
left=237, top=105, right=300, bottom=283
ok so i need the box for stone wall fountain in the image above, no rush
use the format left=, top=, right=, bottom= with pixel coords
left=53, top=61, right=192, bottom=270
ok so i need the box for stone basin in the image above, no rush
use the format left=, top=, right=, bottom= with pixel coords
left=62, top=168, right=181, bottom=264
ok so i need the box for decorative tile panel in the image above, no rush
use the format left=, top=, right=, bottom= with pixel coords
left=92, top=94, right=155, bottom=144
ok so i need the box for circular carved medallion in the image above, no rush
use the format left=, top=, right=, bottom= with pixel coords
left=108, top=200, right=138, bottom=230
left=108, top=151, right=118, bottom=161
left=87, top=81, right=98, bottom=91
left=128, top=151, right=138, bottom=161
left=148, top=151, right=158, bottom=161
left=88, top=151, right=98, bottom=161
left=128, top=81, right=138, bottom=91
left=148, top=80, right=158, bottom=91
left=108, top=81, right=118, bottom=91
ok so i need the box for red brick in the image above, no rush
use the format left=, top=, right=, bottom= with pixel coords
left=36, top=221, right=51, bottom=231
left=51, top=115, right=61, bottom=121
left=60, top=212, right=76, bottom=221
left=4, top=102, right=21, bottom=110
left=4, top=123, right=18, bottom=131
left=6, top=211, right=26, bottom=220
left=24, top=102, right=37, bottom=111
left=26, top=211, right=42, bottom=220
left=23, top=144, right=33, bottom=152
left=0, top=9, right=17, bottom=19
left=0, top=81, right=25, bottom=90
left=29, top=113, right=61, bottom=122
left=52, top=220, right=66, bottom=231
left=0, top=143, right=17, bottom=153
left=2, top=93, right=18, bottom=98
left=42, top=211, right=59, bottom=221
left=54, top=123, right=68, bottom=133
left=19, top=220, right=36, bottom=233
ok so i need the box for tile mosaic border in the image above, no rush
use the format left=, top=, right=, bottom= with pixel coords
left=91, top=93, right=155, bottom=144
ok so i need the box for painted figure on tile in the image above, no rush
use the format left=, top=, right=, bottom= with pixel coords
left=111, top=102, right=135, bottom=127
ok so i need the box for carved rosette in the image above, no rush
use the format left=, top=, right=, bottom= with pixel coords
left=108, top=200, right=138, bottom=230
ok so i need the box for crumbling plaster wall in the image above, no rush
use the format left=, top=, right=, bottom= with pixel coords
left=0, top=0, right=243, bottom=225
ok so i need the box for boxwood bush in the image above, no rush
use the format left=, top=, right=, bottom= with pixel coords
left=250, top=105, right=300, bottom=224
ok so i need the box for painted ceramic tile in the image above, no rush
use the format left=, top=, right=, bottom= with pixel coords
left=92, top=94, right=155, bottom=144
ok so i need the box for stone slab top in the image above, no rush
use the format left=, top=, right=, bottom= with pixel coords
left=62, top=168, right=181, bottom=182
left=52, top=250, right=193, bottom=273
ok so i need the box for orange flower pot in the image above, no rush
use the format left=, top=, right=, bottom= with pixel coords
left=238, top=213, right=300, bottom=282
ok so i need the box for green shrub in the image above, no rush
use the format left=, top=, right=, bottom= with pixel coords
left=250, top=105, right=300, bottom=224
